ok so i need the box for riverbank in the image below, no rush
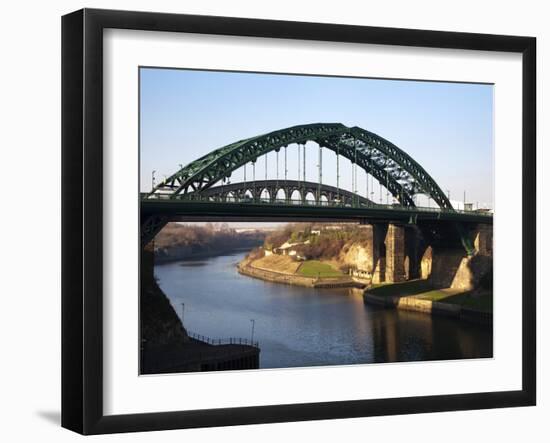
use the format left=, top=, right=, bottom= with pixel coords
left=238, top=256, right=364, bottom=288
left=156, top=245, right=259, bottom=264
left=154, top=222, right=266, bottom=264
left=363, top=279, right=492, bottom=325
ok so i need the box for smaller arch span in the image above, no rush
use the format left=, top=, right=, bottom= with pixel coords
left=184, top=180, right=379, bottom=207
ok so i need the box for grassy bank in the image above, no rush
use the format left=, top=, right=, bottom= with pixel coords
left=297, top=260, right=344, bottom=278
left=367, top=279, right=493, bottom=313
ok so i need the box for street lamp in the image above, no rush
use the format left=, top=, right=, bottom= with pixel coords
left=180, top=302, right=185, bottom=323
left=151, top=169, right=156, bottom=191
left=250, top=319, right=255, bottom=344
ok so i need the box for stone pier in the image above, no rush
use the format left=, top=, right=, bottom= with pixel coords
left=371, top=223, right=387, bottom=284
left=385, top=223, right=406, bottom=283
left=474, top=223, right=493, bottom=256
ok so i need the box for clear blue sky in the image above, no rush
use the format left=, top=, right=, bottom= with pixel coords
left=140, top=68, right=493, bottom=208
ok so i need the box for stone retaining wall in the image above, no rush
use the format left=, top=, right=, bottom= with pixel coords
left=238, top=262, right=363, bottom=288
left=363, top=292, right=492, bottom=325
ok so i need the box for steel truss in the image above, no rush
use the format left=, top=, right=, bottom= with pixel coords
left=148, top=123, right=452, bottom=210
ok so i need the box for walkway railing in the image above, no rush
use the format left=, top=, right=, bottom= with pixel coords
left=141, top=192, right=492, bottom=217
left=187, top=330, right=259, bottom=348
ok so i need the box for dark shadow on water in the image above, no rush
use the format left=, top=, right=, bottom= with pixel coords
left=179, top=261, right=209, bottom=267
left=367, top=304, right=493, bottom=363
left=36, top=410, right=60, bottom=426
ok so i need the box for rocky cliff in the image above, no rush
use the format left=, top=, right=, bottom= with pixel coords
left=339, top=243, right=374, bottom=272
left=141, top=243, right=189, bottom=346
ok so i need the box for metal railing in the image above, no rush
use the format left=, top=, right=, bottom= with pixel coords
left=187, top=330, right=259, bottom=348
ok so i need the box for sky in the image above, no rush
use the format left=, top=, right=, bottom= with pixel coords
left=140, top=68, right=494, bottom=208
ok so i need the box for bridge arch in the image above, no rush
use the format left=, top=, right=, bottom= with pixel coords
left=289, top=189, right=302, bottom=204
left=259, top=188, right=270, bottom=202
left=193, top=180, right=376, bottom=207
left=149, top=123, right=452, bottom=209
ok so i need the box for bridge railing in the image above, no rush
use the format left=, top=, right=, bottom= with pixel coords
left=141, top=192, right=492, bottom=217
left=187, top=330, right=259, bottom=348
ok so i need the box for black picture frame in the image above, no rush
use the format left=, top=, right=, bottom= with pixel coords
left=61, top=8, right=536, bottom=435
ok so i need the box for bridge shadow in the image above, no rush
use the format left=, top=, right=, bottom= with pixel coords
left=369, top=279, right=441, bottom=298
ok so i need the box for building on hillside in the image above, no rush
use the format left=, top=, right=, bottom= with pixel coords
left=348, top=267, right=372, bottom=280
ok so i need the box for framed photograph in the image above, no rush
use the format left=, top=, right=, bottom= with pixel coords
left=61, top=8, right=536, bottom=435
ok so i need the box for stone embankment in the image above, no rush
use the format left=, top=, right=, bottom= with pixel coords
left=363, top=292, right=492, bottom=325
left=238, top=259, right=364, bottom=289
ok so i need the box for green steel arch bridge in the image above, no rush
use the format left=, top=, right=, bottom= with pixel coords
left=141, top=123, right=492, bottom=251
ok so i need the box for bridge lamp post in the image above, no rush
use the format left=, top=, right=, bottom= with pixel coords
left=276, top=150, right=279, bottom=180
left=319, top=146, right=323, bottom=204
left=351, top=140, right=359, bottom=206
left=336, top=146, right=340, bottom=204
left=284, top=146, right=288, bottom=202
left=303, top=143, right=306, bottom=183
left=250, top=319, right=255, bottom=344
left=386, top=170, right=389, bottom=205
left=297, top=144, right=301, bottom=190
left=276, top=149, right=279, bottom=201
left=370, top=175, right=378, bottom=203
left=366, top=163, right=369, bottom=208
left=252, top=160, right=256, bottom=202
left=180, top=302, right=185, bottom=324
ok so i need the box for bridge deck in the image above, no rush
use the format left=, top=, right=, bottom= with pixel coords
left=141, top=199, right=493, bottom=224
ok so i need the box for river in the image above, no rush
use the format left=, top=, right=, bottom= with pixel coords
left=155, top=251, right=493, bottom=369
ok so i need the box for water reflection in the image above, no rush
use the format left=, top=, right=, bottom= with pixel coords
left=368, top=306, right=493, bottom=363
left=155, top=251, right=492, bottom=369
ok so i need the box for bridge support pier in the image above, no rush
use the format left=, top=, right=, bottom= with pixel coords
left=385, top=223, right=406, bottom=283
left=371, top=224, right=387, bottom=284
left=474, top=223, right=493, bottom=256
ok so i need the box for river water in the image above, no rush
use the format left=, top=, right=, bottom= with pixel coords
left=155, top=251, right=492, bottom=369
